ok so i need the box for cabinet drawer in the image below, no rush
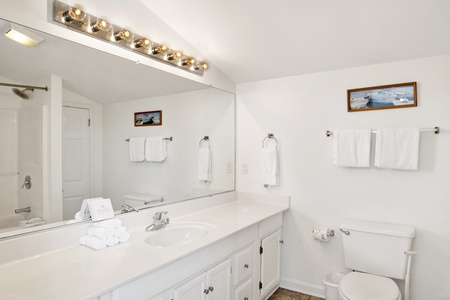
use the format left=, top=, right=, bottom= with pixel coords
left=234, top=278, right=253, bottom=300
left=234, top=245, right=253, bottom=285
left=259, top=213, right=282, bottom=239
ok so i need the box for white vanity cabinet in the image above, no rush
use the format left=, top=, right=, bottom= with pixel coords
left=257, top=214, right=283, bottom=299
left=173, top=259, right=232, bottom=300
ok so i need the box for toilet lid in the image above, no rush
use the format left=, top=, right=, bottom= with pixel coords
left=339, top=272, right=400, bottom=300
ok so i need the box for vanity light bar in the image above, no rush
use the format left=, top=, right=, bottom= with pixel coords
left=52, top=1, right=208, bottom=75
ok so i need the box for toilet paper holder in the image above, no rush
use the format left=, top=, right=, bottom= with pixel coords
left=312, top=226, right=335, bottom=242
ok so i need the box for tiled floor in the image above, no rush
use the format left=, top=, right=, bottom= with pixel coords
left=268, top=288, right=325, bottom=300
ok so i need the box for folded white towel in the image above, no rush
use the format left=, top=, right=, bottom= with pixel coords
left=92, top=218, right=122, bottom=229
left=198, top=147, right=212, bottom=182
left=114, top=226, right=127, bottom=237
left=332, top=129, right=371, bottom=168
left=106, top=236, right=120, bottom=247
left=374, top=127, right=420, bottom=170
left=79, top=235, right=107, bottom=250
left=87, top=226, right=114, bottom=239
left=129, top=137, right=146, bottom=162
left=145, top=136, right=167, bottom=162
left=119, top=232, right=131, bottom=243
left=262, top=146, right=279, bottom=187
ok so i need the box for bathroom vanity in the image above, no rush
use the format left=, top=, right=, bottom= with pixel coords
left=0, top=192, right=289, bottom=300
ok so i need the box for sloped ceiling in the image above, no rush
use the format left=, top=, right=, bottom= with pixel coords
left=141, top=0, right=450, bottom=84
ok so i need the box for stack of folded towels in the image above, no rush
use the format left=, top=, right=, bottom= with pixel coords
left=79, top=218, right=131, bottom=250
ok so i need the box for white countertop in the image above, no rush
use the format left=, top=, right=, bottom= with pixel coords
left=0, top=199, right=288, bottom=299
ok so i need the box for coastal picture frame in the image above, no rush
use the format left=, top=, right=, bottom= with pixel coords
left=347, top=82, right=417, bottom=112
left=134, top=110, right=162, bottom=126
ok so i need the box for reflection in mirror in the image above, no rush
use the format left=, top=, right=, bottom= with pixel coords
left=0, top=19, right=235, bottom=238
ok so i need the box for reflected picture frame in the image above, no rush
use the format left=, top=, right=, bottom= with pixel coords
left=347, top=82, right=417, bottom=112
left=134, top=110, right=162, bottom=126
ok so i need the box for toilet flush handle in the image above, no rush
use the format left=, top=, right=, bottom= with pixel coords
left=340, top=228, right=350, bottom=235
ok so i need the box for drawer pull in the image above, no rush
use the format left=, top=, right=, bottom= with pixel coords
left=209, top=286, right=214, bottom=292
left=204, top=289, right=209, bottom=294
left=244, top=264, right=249, bottom=268
left=244, top=297, right=249, bottom=300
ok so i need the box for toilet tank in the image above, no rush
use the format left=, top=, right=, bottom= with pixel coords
left=341, top=219, right=415, bottom=280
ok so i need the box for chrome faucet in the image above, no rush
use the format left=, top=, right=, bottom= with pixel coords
left=145, top=211, right=169, bottom=231
left=121, top=204, right=138, bottom=213
left=15, top=206, right=31, bottom=214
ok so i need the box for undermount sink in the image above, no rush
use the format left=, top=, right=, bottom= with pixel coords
left=145, top=222, right=216, bottom=247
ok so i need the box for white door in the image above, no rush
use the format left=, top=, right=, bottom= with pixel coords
left=173, top=273, right=207, bottom=300
left=260, top=230, right=281, bottom=297
left=62, top=106, right=90, bottom=220
left=207, top=259, right=232, bottom=300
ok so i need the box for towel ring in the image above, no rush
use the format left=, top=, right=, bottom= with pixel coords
left=199, top=136, right=210, bottom=148
left=262, top=133, right=278, bottom=149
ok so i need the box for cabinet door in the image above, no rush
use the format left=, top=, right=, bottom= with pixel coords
left=173, top=273, right=207, bottom=300
left=207, top=259, right=232, bottom=300
left=260, top=229, right=281, bottom=297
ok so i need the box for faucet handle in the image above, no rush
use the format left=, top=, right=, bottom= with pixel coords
left=154, top=211, right=168, bottom=220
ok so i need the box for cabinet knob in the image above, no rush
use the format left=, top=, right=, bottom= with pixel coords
left=279, top=240, right=284, bottom=244
left=244, top=297, right=249, bottom=300
left=209, top=286, right=214, bottom=292
left=244, top=264, right=249, bottom=268
left=204, top=289, right=209, bottom=294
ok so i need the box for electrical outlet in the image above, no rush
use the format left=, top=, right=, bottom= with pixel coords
left=241, top=163, right=248, bottom=174
left=226, top=163, right=233, bottom=174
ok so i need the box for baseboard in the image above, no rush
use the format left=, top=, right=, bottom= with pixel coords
left=280, top=277, right=325, bottom=299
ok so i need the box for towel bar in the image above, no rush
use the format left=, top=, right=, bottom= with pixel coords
left=199, top=136, right=209, bottom=147
left=126, top=137, right=173, bottom=142
left=326, top=127, right=439, bottom=137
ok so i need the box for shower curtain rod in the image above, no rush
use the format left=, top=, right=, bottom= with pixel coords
left=0, top=82, right=48, bottom=91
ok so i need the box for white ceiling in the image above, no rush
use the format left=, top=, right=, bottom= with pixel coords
left=142, top=0, right=450, bottom=84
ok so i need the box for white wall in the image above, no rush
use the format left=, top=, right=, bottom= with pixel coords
left=103, top=88, right=235, bottom=209
left=237, top=55, right=450, bottom=300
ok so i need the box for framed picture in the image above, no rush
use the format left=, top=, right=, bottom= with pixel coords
left=347, top=82, right=417, bottom=112
left=134, top=110, right=162, bottom=126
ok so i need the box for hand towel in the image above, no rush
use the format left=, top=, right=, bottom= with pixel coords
left=119, top=232, right=131, bottom=243
left=87, top=226, right=114, bottom=239
left=262, top=144, right=279, bottom=187
left=114, top=226, right=127, bottom=237
left=79, top=235, right=107, bottom=250
left=374, top=127, right=420, bottom=170
left=198, top=147, right=212, bottom=182
left=332, top=129, right=371, bottom=168
left=145, top=136, right=167, bottom=162
left=92, top=218, right=122, bottom=229
left=129, top=137, right=146, bottom=162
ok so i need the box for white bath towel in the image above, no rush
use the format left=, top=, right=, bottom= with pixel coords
left=106, top=236, right=120, bottom=247
left=374, top=127, right=421, bottom=170
left=332, top=129, right=372, bottom=168
left=119, top=232, right=131, bottom=243
left=87, top=226, right=114, bottom=240
left=79, top=235, right=107, bottom=250
left=262, top=144, right=279, bottom=187
left=129, top=137, right=146, bottom=162
left=198, top=147, right=212, bottom=182
left=114, top=226, right=128, bottom=237
left=145, top=136, right=167, bottom=162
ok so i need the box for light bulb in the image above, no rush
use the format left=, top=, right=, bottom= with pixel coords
left=195, top=61, right=209, bottom=71
left=165, top=51, right=182, bottom=61
left=111, top=29, right=134, bottom=42
left=59, top=7, right=86, bottom=23
left=86, top=19, right=111, bottom=33
left=132, top=37, right=150, bottom=49
left=151, top=44, right=167, bottom=55
left=180, top=57, right=195, bottom=66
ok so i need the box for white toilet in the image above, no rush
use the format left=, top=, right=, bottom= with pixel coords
left=339, top=219, right=416, bottom=300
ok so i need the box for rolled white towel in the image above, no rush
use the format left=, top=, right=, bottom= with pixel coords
left=87, top=226, right=114, bottom=239
left=114, top=226, right=127, bottom=237
left=79, top=235, right=107, bottom=250
left=92, top=218, right=122, bottom=229
left=119, top=232, right=131, bottom=243
left=106, top=236, right=120, bottom=247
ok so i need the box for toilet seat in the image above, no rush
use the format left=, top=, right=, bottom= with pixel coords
left=339, top=272, right=401, bottom=300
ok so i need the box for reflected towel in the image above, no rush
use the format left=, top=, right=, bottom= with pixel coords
left=262, top=146, right=279, bottom=187
left=198, top=147, right=212, bottom=182
left=332, top=129, right=371, bottom=168
left=145, top=136, right=167, bottom=162
left=92, top=218, right=122, bottom=229
left=374, top=127, right=420, bottom=170
left=129, top=137, right=146, bottom=162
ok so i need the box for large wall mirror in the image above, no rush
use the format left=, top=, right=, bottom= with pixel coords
left=0, top=19, right=235, bottom=238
